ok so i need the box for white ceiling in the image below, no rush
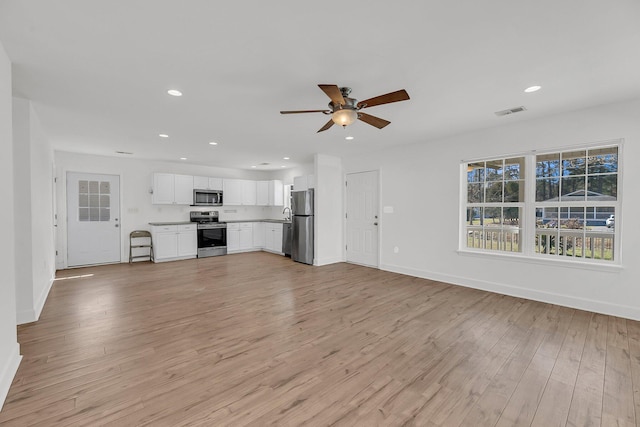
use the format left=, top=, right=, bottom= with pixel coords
left=1, top=1, right=639, bottom=171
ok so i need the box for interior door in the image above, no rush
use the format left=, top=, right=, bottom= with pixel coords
left=346, top=171, right=379, bottom=267
left=67, top=172, right=121, bottom=266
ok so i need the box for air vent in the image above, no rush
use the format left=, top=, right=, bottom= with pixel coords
left=115, top=151, right=133, bottom=155
left=259, top=162, right=270, bottom=166
left=495, top=106, right=527, bottom=117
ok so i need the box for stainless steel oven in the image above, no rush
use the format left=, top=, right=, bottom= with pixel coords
left=190, top=211, right=227, bottom=257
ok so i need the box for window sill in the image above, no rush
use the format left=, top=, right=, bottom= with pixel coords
left=456, top=249, right=623, bottom=273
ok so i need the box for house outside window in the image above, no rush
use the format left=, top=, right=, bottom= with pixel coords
left=462, top=143, right=620, bottom=264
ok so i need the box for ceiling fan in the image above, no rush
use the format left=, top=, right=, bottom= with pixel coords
left=280, top=84, right=410, bottom=133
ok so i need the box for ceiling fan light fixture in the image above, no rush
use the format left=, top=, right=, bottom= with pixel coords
left=332, top=108, right=358, bottom=127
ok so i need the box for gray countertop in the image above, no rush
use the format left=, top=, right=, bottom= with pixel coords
left=225, top=219, right=291, bottom=224
left=149, top=219, right=291, bottom=226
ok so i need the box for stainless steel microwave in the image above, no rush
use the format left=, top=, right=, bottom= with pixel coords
left=193, top=189, right=223, bottom=206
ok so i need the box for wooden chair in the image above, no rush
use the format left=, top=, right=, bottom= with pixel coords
left=129, top=230, right=154, bottom=263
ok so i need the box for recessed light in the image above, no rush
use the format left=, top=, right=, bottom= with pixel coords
left=209, top=142, right=218, bottom=145
left=345, top=136, right=354, bottom=140
left=524, top=85, right=541, bottom=93
left=251, top=165, right=256, bottom=168
left=167, top=89, right=182, bottom=96
left=281, top=166, right=286, bottom=168
left=159, top=134, right=169, bottom=138
left=283, top=157, right=290, bottom=160
left=180, top=157, right=187, bottom=160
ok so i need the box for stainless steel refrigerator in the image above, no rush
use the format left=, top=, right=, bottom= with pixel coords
left=291, top=189, right=314, bottom=264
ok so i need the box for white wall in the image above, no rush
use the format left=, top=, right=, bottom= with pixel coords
left=55, top=151, right=311, bottom=268
left=12, top=98, right=34, bottom=323
left=12, top=98, right=56, bottom=324
left=314, top=154, right=344, bottom=266
left=0, top=41, right=21, bottom=410
left=28, top=102, right=56, bottom=322
left=343, top=98, right=640, bottom=320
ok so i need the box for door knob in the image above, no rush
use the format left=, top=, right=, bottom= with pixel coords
left=115, top=224, right=119, bottom=228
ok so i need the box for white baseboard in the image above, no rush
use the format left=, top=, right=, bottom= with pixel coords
left=16, top=308, right=36, bottom=326
left=314, top=256, right=344, bottom=266
left=16, top=276, right=55, bottom=325
left=380, top=263, right=640, bottom=321
left=34, top=276, right=55, bottom=321
left=0, top=343, right=22, bottom=410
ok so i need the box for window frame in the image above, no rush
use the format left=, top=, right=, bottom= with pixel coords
left=459, top=140, right=622, bottom=267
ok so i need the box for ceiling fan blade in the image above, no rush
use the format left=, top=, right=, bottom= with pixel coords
left=318, top=84, right=345, bottom=105
left=358, top=112, right=391, bottom=129
left=280, top=109, right=330, bottom=114
left=317, top=119, right=335, bottom=133
left=357, top=89, right=410, bottom=109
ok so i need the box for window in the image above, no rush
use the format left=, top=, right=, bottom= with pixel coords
left=78, top=180, right=111, bottom=222
left=466, top=157, right=524, bottom=253
left=462, top=143, right=620, bottom=263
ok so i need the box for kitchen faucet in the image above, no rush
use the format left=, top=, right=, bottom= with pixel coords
left=282, top=206, right=292, bottom=221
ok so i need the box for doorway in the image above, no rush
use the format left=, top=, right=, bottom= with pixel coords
left=66, top=172, right=121, bottom=267
left=346, top=170, right=379, bottom=267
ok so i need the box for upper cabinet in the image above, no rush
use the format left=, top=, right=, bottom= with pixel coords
left=224, top=179, right=258, bottom=206
left=293, top=174, right=315, bottom=191
left=174, top=174, right=194, bottom=204
left=242, top=180, right=257, bottom=205
left=152, top=173, right=193, bottom=205
left=256, top=181, right=269, bottom=206
left=193, top=176, right=223, bottom=191
left=256, top=180, right=284, bottom=206
left=153, top=173, right=283, bottom=206
left=269, top=180, right=284, bottom=206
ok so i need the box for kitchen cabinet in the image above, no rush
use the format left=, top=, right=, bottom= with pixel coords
left=256, top=181, right=269, bottom=206
left=151, top=224, right=197, bottom=262
left=264, top=223, right=283, bottom=254
left=257, top=180, right=284, bottom=206
left=228, top=222, right=256, bottom=253
left=269, top=180, right=284, bottom=206
left=227, top=223, right=240, bottom=252
left=152, top=173, right=194, bottom=205
left=223, top=179, right=243, bottom=205
left=239, top=223, right=253, bottom=250
left=224, top=179, right=257, bottom=206
left=293, top=174, right=315, bottom=191
left=242, top=180, right=257, bottom=205
left=194, top=176, right=223, bottom=191
left=174, top=174, right=194, bottom=204
left=253, top=222, right=265, bottom=248
left=177, top=226, right=198, bottom=257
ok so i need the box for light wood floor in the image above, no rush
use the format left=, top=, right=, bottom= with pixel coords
left=1, top=252, right=638, bottom=426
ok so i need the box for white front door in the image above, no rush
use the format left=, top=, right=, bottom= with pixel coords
left=346, top=171, right=379, bottom=267
left=67, top=172, right=121, bottom=267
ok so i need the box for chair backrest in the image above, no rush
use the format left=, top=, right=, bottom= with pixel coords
left=130, top=230, right=152, bottom=239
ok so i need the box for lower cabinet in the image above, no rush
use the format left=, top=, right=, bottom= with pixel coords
left=253, top=222, right=265, bottom=248
left=227, top=224, right=240, bottom=252
left=228, top=223, right=257, bottom=253
left=227, top=222, right=283, bottom=254
left=151, top=224, right=197, bottom=262
left=264, top=223, right=283, bottom=254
